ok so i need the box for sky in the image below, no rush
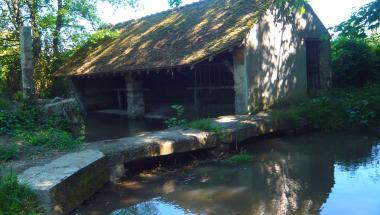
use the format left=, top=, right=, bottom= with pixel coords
left=97, top=0, right=372, bottom=28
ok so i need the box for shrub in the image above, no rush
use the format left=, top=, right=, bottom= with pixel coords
left=0, top=100, right=83, bottom=151
left=224, top=151, right=253, bottom=164
left=0, top=145, right=17, bottom=162
left=13, top=101, right=43, bottom=131
left=272, top=84, right=380, bottom=131
left=165, top=105, right=187, bottom=128
left=0, top=97, right=12, bottom=110
left=0, top=168, right=41, bottom=214
left=0, top=110, right=16, bottom=134
left=332, top=37, right=376, bottom=87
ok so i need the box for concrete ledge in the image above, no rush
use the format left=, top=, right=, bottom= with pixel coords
left=18, top=150, right=109, bottom=215
left=17, top=114, right=306, bottom=214
left=212, top=114, right=306, bottom=143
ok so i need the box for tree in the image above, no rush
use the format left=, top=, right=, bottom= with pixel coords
left=334, top=0, right=380, bottom=38
left=331, top=37, right=375, bottom=87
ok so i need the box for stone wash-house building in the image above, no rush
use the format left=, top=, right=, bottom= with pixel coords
left=58, top=0, right=331, bottom=118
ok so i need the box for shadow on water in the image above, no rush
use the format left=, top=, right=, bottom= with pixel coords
left=84, top=112, right=166, bottom=142
left=76, top=129, right=380, bottom=215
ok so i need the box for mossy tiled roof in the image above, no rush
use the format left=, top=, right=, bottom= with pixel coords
left=59, top=0, right=271, bottom=76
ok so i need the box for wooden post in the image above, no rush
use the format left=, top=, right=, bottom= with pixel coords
left=193, top=69, right=199, bottom=116
left=117, top=89, right=122, bottom=110
left=20, top=26, right=35, bottom=99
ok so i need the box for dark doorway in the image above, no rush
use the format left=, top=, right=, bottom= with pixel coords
left=306, top=41, right=321, bottom=95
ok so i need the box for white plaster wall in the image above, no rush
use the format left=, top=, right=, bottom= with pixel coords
left=245, top=5, right=332, bottom=111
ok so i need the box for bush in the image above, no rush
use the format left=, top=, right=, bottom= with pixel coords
left=0, top=100, right=83, bottom=151
left=0, top=110, right=16, bottom=134
left=165, top=105, right=187, bottom=128
left=0, top=145, right=17, bottom=162
left=13, top=101, right=43, bottom=131
left=272, top=84, right=380, bottom=131
left=332, top=37, right=376, bottom=87
left=0, top=168, right=41, bottom=214
left=0, top=97, right=12, bottom=110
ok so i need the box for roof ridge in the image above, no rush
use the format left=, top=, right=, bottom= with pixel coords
left=111, top=0, right=211, bottom=30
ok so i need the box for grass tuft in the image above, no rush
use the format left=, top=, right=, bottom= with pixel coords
left=0, top=167, right=41, bottom=214
left=224, top=151, right=253, bottom=164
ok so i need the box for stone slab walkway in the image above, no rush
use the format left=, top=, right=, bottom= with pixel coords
left=17, top=114, right=306, bottom=215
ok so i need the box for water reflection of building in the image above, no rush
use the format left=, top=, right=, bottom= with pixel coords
left=77, top=131, right=379, bottom=215
left=162, top=140, right=335, bottom=215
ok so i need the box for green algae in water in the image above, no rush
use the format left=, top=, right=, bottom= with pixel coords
left=224, top=151, right=253, bottom=164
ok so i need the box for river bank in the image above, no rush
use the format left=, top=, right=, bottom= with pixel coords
left=15, top=113, right=306, bottom=215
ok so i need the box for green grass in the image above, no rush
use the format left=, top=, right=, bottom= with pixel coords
left=0, top=168, right=41, bottom=214
left=0, top=100, right=83, bottom=153
left=271, top=84, right=380, bottom=131
left=12, top=128, right=82, bottom=150
left=183, top=118, right=224, bottom=138
left=224, top=151, right=253, bottom=164
left=184, top=119, right=221, bottom=132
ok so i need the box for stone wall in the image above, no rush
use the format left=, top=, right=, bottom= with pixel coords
left=243, top=5, right=332, bottom=111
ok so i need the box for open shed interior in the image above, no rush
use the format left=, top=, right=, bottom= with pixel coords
left=72, top=52, right=236, bottom=118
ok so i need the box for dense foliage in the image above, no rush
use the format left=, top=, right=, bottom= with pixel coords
left=331, top=36, right=378, bottom=87
left=0, top=168, right=41, bottom=214
left=334, top=0, right=379, bottom=38
left=0, top=0, right=167, bottom=97
left=0, top=100, right=82, bottom=162
left=272, top=84, right=380, bottom=131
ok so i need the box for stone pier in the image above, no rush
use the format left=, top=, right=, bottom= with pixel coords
left=20, top=26, right=35, bottom=98
left=125, top=73, right=145, bottom=118
left=233, top=48, right=249, bottom=115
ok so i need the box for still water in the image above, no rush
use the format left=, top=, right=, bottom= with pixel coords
left=84, top=113, right=165, bottom=142
left=77, top=130, right=380, bottom=215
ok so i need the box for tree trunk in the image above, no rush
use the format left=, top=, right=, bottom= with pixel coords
left=5, top=0, right=23, bottom=32
left=26, top=0, right=42, bottom=60
left=20, top=26, right=35, bottom=99
left=52, top=0, right=63, bottom=67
